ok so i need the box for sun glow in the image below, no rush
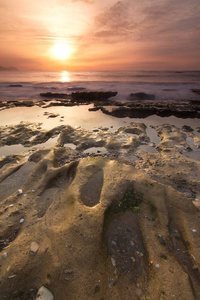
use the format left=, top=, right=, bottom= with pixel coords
left=51, top=43, right=72, bottom=60
left=60, top=71, right=70, bottom=82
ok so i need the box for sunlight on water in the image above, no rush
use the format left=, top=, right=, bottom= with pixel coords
left=60, top=71, right=70, bottom=82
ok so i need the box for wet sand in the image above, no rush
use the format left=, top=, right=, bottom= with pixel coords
left=0, top=103, right=200, bottom=299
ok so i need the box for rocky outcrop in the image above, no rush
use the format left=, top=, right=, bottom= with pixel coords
left=0, top=151, right=200, bottom=299
left=100, top=99, right=200, bottom=119
left=40, top=92, right=70, bottom=99
left=71, top=91, right=118, bottom=102
left=126, top=92, right=155, bottom=100
left=191, top=89, right=200, bottom=95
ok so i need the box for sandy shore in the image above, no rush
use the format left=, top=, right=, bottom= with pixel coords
left=0, top=101, right=200, bottom=299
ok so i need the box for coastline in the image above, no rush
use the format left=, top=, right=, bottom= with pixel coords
left=0, top=91, right=200, bottom=299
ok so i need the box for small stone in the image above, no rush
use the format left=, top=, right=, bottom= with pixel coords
left=64, top=277, right=70, bottom=281
left=64, top=270, right=73, bottom=274
left=155, top=264, right=160, bottom=269
left=36, top=286, right=54, bottom=300
left=19, top=218, right=24, bottom=224
left=8, top=275, right=16, bottom=279
left=130, top=241, right=134, bottom=246
left=2, top=252, right=8, bottom=259
left=94, top=285, right=100, bottom=293
left=136, top=288, right=142, bottom=296
left=192, top=229, right=197, bottom=233
left=111, top=240, right=117, bottom=246
left=131, top=257, right=135, bottom=262
left=9, top=204, right=14, bottom=208
left=31, top=242, right=39, bottom=253
left=17, top=189, right=23, bottom=195
left=111, top=257, right=116, bottom=267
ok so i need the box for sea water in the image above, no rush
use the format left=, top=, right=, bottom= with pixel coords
left=0, top=70, right=200, bottom=102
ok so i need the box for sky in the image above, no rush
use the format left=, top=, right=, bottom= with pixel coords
left=0, top=0, right=200, bottom=71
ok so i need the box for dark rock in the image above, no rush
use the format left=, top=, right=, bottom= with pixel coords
left=47, top=113, right=59, bottom=118
left=13, top=100, right=34, bottom=107
left=88, top=107, right=101, bottom=112
left=190, top=99, right=200, bottom=105
left=191, top=89, right=200, bottom=95
left=71, top=91, right=118, bottom=102
left=100, top=101, right=200, bottom=119
left=40, top=92, right=70, bottom=99
left=126, top=92, right=155, bottom=100
left=157, top=234, right=166, bottom=246
left=94, top=285, right=100, bottom=293
left=9, top=84, right=23, bottom=87
left=181, top=125, right=194, bottom=132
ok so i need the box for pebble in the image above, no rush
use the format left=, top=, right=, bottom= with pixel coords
left=111, top=257, right=116, bottom=267
left=17, top=189, right=23, bottom=195
left=192, top=229, right=197, bottom=233
left=19, top=218, right=24, bottom=224
left=9, top=204, right=14, bottom=208
left=36, top=286, right=54, bottom=300
left=8, top=275, right=16, bottom=279
left=2, top=252, right=8, bottom=259
left=136, top=288, right=142, bottom=296
left=111, top=240, right=117, bottom=246
left=64, top=269, right=73, bottom=274
left=131, top=257, right=135, bottom=262
left=64, top=277, right=70, bottom=281
left=30, top=242, right=39, bottom=253
left=155, top=264, right=160, bottom=269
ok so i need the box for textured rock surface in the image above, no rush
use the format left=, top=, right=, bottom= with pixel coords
left=0, top=121, right=200, bottom=299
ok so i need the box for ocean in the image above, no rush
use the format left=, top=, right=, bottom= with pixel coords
left=0, top=70, right=200, bottom=102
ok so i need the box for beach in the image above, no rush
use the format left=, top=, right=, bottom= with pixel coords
left=0, top=71, right=200, bottom=299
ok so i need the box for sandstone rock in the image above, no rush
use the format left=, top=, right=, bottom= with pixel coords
left=36, top=286, right=54, bottom=300
left=182, top=125, right=194, bottom=132
left=30, top=242, right=39, bottom=253
left=17, top=189, right=23, bottom=195
left=2, top=252, right=7, bottom=259
left=111, top=257, right=116, bottom=267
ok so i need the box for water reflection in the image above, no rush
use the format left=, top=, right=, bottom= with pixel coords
left=60, top=71, right=70, bottom=82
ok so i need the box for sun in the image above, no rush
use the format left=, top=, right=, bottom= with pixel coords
left=51, top=43, right=72, bottom=60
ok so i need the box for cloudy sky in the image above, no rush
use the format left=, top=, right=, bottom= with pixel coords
left=0, top=0, right=200, bottom=70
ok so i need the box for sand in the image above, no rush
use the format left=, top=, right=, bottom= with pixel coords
left=0, top=104, right=200, bottom=299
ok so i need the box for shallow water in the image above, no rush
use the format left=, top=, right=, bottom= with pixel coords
left=0, top=105, right=200, bottom=157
